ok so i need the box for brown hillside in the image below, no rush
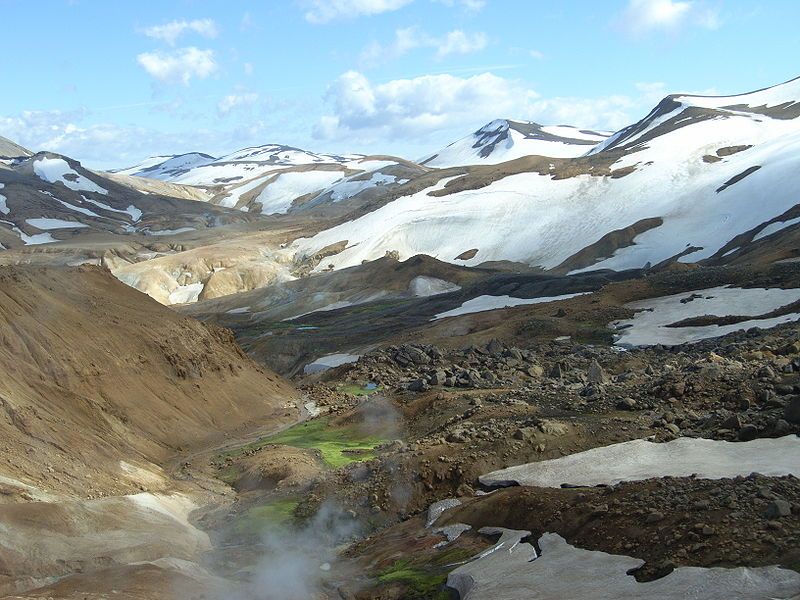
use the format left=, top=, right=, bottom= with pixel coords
left=0, top=265, right=297, bottom=498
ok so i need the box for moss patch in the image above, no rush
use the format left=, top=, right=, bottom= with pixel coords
left=224, top=417, right=386, bottom=468
left=235, top=497, right=299, bottom=535
left=377, top=560, right=453, bottom=599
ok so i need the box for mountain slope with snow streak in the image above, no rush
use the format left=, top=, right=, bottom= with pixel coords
left=294, top=77, right=800, bottom=274
left=421, top=119, right=609, bottom=167
left=0, top=135, right=32, bottom=160
left=0, top=151, right=256, bottom=249
left=111, top=153, right=216, bottom=180
left=109, top=144, right=424, bottom=215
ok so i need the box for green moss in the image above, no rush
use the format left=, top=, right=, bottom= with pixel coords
left=377, top=560, right=453, bottom=599
left=222, top=417, right=386, bottom=469
left=235, top=498, right=299, bottom=535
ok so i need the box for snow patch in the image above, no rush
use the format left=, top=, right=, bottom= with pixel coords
left=26, top=217, right=88, bottom=230
left=479, top=435, right=800, bottom=488
left=753, top=216, right=800, bottom=241
left=448, top=530, right=800, bottom=600
left=432, top=292, right=590, bottom=321
left=0, top=183, right=8, bottom=215
left=303, top=353, right=361, bottom=375
left=168, top=282, right=204, bottom=304
left=612, top=286, right=800, bottom=346
left=409, top=276, right=461, bottom=297
left=34, top=157, right=108, bottom=194
left=256, top=170, right=346, bottom=214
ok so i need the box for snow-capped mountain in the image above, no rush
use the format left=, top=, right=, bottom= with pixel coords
left=111, top=143, right=424, bottom=215
left=0, top=151, right=253, bottom=250
left=295, top=77, right=800, bottom=274
left=117, top=144, right=362, bottom=188
left=111, top=152, right=216, bottom=180
left=420, top=119, right=610, bottom=167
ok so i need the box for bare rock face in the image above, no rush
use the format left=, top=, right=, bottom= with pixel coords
left=784, top=397, right=800, bottom=424
left=587, top=359, right=607, bottom=384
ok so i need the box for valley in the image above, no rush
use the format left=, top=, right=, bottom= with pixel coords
left=1, top=76, right=800, bottom=599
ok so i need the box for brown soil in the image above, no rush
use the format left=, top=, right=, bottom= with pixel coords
left=0, top=265, right=297, bottom=499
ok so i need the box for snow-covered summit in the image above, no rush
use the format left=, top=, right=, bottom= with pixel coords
left=295, top=76, right=800, bottom=275
left=218, top=144, right=361, bottom=165
left=421, top=119, right=609, bottom=167
left=112, top=153, right=216, bottom=180
left=590, top=76, right=800, bottom=156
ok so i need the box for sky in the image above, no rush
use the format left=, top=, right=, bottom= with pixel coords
left=1, top=0, right=798, bottom=169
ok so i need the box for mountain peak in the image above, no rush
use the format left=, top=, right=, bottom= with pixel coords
left=0, top=135, right=33, bottom=160
left=421, top=118, right=609, bottom=167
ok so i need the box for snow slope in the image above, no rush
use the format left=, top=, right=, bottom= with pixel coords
left=111, top=153, right=216, bottom=180
left=34, top=157, right=108, bottom=195
left=432, top=292, right=590, bottom=320
left=122, top=144, right=362, bottom=188
left=448, top=530, right=800, bottom=600
left=611, top=286, right=800, bottom=346
left=479, top=435, right=800, bottom=488
left=295, top=78, right=800, bottom=274
left=422, top=119, right=609, bottom=167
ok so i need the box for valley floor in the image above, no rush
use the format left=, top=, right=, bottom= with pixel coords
left=2, top=262, right=800, bottom=600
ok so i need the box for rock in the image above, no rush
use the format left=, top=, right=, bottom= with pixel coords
left=737, top=424, right=758, bottom=441
left=665, top=423, right=681, bottom=435
left=446, top=430, right=467, bottom=443
left=481, top=370, right=497, bottom=383
left=408, top=378, right=429, bottom=392
left=429, top=370, right=447, bottom=386
left=527, top=365, right=544, bottom=378
left=406, top=347, right=431, bottom=365
left=616, top=398, right=637, bottom=410
left=645, top=511, right=665, bottom=523
left=784, top=397, right=800, bottom=424
left=587, top=360, right=607, bottom=384
left=549, top=363, right=563, bottom=379
left=772, top=419, right=793, bottom=436
left=538, top=420, right=568, bottom=436
left=764, top=499, right=792, bottom=518
left=721, top=414, right=742, bottom=430
left=512, top=428, right=528, bottom=440
left=486, top=338, right=504, bottom=356
left=758, top=365, right=777, bottom=380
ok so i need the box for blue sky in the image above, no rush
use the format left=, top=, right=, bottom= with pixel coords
left=1, top=0, right=798, bottom=168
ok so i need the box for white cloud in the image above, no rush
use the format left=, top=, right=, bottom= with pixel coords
left=243, top=62, right=254, bottom=76
left=435, top=30, right=488, bottom=58
left=136, top=47, right=217, bottom=85
left=303, top=0, right=413, bottom=24
left=360, top=27, right=487, bottom=65
left=315, top=70, right=538, bottom=141
left=142, top=18, right=218, bottom=46
left=617, top=0, right=720, bottom=35
left=315, top=70, right=673, bottom=146
left=434, top=0, right=486, bottom=11
left=218, top=92, right=259, bottom=116
left=529, top=49, right=545, bottom=60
